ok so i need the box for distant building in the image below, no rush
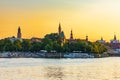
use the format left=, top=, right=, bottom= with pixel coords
left=67, top=29, right=78, bottom=43
left=31, top=37, right=42, bottom=42
left=97, top=37, right=106, bottom=44
left=58, top=23, right=62, bottom=35
left=110, top=34, right=119, bottom=44
left=17, top=27, right=22, bottom=39
left=9, top=36, right=18, bottom=43
left=70, top=29, right=73, bottom=40
left=111, top=43, right=120, bottom=49
left=110, top=34, right=120, bottom=54
left=9, top=27, right=22, bottom=43
left=86, top=35, right=88, bottom=42
left=58, top=23, right=66, bottom=43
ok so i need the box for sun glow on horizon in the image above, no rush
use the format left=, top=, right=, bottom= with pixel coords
left=1, top=0, right=120, bottom=42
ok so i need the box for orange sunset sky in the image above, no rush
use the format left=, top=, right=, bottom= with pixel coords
left=1, top=0, right=120, bottom=41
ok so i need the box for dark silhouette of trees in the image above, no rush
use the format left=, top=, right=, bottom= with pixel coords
left=22, top=39, right=32, bottom=52
left=0, top=34, right=107, bottom=55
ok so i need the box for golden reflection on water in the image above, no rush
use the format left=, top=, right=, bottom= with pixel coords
left=44, top=66, right=64, bottom=80
left=0, top=58, right=120, bottom=80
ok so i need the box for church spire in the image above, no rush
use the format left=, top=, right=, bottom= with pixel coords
left=70, top=29, right=73, bottom=40
left=114, top=34, right=116, bottom=40
left=58, top=22, right=61, bottom=35
left=86, top=35, right=88, bottom=41
left=101, top=37, right=103, bottom=41
left=18, top=27, right=21, bottom=33
left=17, top=26, right=22, bottom=39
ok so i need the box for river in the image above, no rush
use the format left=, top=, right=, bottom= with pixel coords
left=0, top=57, right=120, bottom=80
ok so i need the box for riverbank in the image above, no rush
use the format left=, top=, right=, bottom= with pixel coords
left=0, top=52, right=46, bottom=58
left=0, top=52, right=111, bottom=58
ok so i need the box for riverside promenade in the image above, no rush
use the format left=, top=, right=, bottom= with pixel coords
left=0, top=52, right=46, bottom=58
left=0, top=52, right=110, bottom=58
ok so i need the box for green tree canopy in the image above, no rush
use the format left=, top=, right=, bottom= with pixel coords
left=22, top=39, right=32, bottom=52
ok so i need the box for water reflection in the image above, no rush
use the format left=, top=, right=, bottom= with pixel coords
left=44, top=66, right=64, bottom=80
left=1, top=58, right=120, bottom=80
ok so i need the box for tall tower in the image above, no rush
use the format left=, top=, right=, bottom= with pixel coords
left=114, top=34, right=116, bottom=40
left=101, top=37, right=103, bottom=41
left=17, top=26, right=22, bottom=39
left=58, top=23, right=61, bottom=35
left=86, top=35, right=88, bottom=41
left=70, top=29, right=73, bottom=40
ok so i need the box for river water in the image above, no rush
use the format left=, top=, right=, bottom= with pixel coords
left=0, top=57, right=120, bottom=80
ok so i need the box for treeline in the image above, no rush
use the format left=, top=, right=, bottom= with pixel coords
left=0, top=33, right=107, bottom=54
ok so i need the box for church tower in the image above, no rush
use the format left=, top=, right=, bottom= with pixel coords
left=114, top=34, right=116, bottom=40
left=86, top=35, right=88, bottom=41
left=70, top=29, right=73, bottom=40
left=17, top=26, right=22, bottom=39
left=58, top=23, right=61, bottom=35
left=101, top=37, right=103, bottom=41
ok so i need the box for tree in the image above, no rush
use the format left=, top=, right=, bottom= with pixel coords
left=2, top=38, right=15, bottom=51
left=63, top=42, right=70, bottom=52
left=90, top=42, right=107, bottom=54
left=0, top=35, right=108, bottom=54
left=14, top=40, right=22, bottom=51
left=52, top=42, right=62, bottom=52
left=45, top=44, right=52, bottom=53
left=31, top=42, right=41, bottom=52
left=45, top=33, right=62, bottom=45
left=0, top=39, right=5, bottom=52
left=41, top=37, right=52, bottom=50
left=22, top=39, right=32, bottom=51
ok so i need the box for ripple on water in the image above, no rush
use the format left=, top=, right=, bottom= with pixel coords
left=0, top=57, right=120, bottom=80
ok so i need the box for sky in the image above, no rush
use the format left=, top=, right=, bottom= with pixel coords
left=1, top=0, right=120, bottom=41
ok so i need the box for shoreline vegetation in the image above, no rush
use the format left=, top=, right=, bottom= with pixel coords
left=0, top=33, right=109, bottom=58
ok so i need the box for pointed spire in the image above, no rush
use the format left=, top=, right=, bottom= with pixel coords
left=18, top=26, right=21, bottom=33
left=70, top=29, right=73, bottom=40
left=58, top=22, right=61, bottom=35
left=86, top=35, right=88, bottom=41
left=114, top=33, right=116, bottom=40
left=17, top=26, right=22, bottom=39
left=101, top=37, right=103, bottom=41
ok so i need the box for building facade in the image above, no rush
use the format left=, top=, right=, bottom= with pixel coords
left=31, top=37, right=42, bottom=42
